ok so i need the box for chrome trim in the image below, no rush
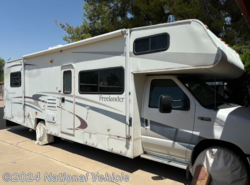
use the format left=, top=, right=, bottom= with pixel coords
left=141, top=154, right=188, bottom=170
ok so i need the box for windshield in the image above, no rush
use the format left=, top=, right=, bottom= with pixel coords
left=178, top=77, right=228, bottom=109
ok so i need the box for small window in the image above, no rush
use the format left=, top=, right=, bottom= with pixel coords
left=63, top=71, right=72, bottom=94
left=134, top=33, right=169, bottom=55
left=79, top=67, right=124, bottom=94
left=149, top=79, right=189, bottom=110
left=10, top=72, right=21, bottom=87
left=134, top=38, right=150, bottom=53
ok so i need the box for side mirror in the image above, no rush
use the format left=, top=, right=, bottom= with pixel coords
left=158, top=95, right=173, bottom=113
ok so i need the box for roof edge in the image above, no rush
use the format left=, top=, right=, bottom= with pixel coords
left=6, top=58, right=22, bottom=63
left=23, top=29, right=126, bottom=59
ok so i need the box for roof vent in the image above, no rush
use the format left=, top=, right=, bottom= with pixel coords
left=48, top=45, right=63, bottom=50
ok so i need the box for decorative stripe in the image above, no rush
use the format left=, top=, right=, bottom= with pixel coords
left=7, top=63, right=36, bottom=69
left=7, top=64, right=21, bottom=69
left=75, top=101, right=126, bottom=124
left=72, top=51, right=124, bottom=56
left=57, top=106, right=88, bottom=130
left=12, top=102, right=42, bottom=113
left=13, top=96, right=47, bottom=103
left=142, top=119, right=205, bottom=148
left=40, top=92, right=121, bottom=112
left=58, top=97, right=127, bottom=126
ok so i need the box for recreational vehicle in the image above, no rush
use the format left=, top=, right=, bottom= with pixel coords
left=4, top=19, right=250, bottom=184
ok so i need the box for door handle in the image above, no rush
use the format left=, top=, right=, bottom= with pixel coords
left=198, top=117, right=211, bottom=122
left=61, top=97, right=65, bottom=103
left=145, top=119, right=149, bottom=128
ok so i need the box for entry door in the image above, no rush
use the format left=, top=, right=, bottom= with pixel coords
left=7, top=69, right=23, bottom=123
left=141, top=76, right=195, bottom=161
left=60, top=65, right=75, bottom=135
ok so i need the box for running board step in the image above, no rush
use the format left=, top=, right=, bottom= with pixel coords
left=140, top=154, right=188, bottom=170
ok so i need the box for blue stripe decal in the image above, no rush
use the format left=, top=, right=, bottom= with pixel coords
left=75, top=101, right=126, bottom=124
left=12, top=102, right=42, bottom=113
left=25, top=104, right=43, bottom=113
left=46, top=96, right=128, bottom=126
left=142, top=119, right=205, bottom=148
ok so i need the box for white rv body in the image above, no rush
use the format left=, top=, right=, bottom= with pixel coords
left=4, top=19, right=249, bottom=170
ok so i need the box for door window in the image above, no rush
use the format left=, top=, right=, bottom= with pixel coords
left=63, top=71, right=72, bottom=94
left=149, top=79, right=189, bottom=110
left=10, top=72, right=21, bottom=87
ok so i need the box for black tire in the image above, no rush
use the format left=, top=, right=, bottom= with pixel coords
left=192, top=146, right=249, bottom=185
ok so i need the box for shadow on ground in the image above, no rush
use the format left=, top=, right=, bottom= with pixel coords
left=7, top=126, right=192, bottom=185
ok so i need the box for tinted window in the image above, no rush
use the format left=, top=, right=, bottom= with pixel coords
left=79, top=71, right=98, bottom=93
left=178, top=77, right=226, bottom=109
left=149, top=79, right=189, bottom=110
left=63, top=71, right=72, bottom=94
left=10, top=72, right=21, bottom=87
left=134, top=33, right=169, bottom=54
left=79, top=67, right=124, bottom=94
left=99, top=68, right=124, bottom=93
left=151, top=34, right=169, bottom=51
left=134, top=38, right=150, bottom=53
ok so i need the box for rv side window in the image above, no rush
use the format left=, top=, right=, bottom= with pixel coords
left=99, top=68, right=124, bottom=93
left=10, top=72, right=21, bottom=87
left=134, top=33, right=169, bottom=55
left=79, top=67, right=124, bottom=94
left=79, top=71, right=98, bottom=93
left=63, top=71, right=72, bottom=94
left=149, top=79, right=189, bottom=111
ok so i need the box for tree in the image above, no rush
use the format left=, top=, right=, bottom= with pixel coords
left=0, top=58, right=5, bottom=82
left=56, top=0, right=174, bottom=43
left=56, top=0, right=250, bottom=46
left=169, top=0, right=250, bottom=46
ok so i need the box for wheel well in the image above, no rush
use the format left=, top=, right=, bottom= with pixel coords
left=35, top=118, right=45, bottom=129
left=190, top=139, right=249, bottom=172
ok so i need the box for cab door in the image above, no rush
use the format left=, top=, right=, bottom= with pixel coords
left=60, top=65, right=75, bottom=135
left=141, top=76, right=195, bottom=161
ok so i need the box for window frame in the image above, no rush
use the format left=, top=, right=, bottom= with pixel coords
left=148, top=79, right=190, bottom=111
left=63, top=70, right=72, bottom=94
left=78, top=66, right=125, bottom=94
left=133, top=33, right=170, bottom=55
left=10, top=71, right=21, bottom=88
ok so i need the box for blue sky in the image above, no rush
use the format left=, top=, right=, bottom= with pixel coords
left=0, top=0, right=84, bottom=62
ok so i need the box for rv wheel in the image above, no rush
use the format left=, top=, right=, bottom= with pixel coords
left=192, top=146, right=249, bottom=185
left=35, top=121, right=54, bottom=146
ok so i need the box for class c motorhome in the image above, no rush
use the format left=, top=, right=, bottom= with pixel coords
left=4, top=19, right=250, bottom=183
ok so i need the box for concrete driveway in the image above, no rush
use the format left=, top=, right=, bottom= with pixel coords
left=0, top=102, right=191, bottom=185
